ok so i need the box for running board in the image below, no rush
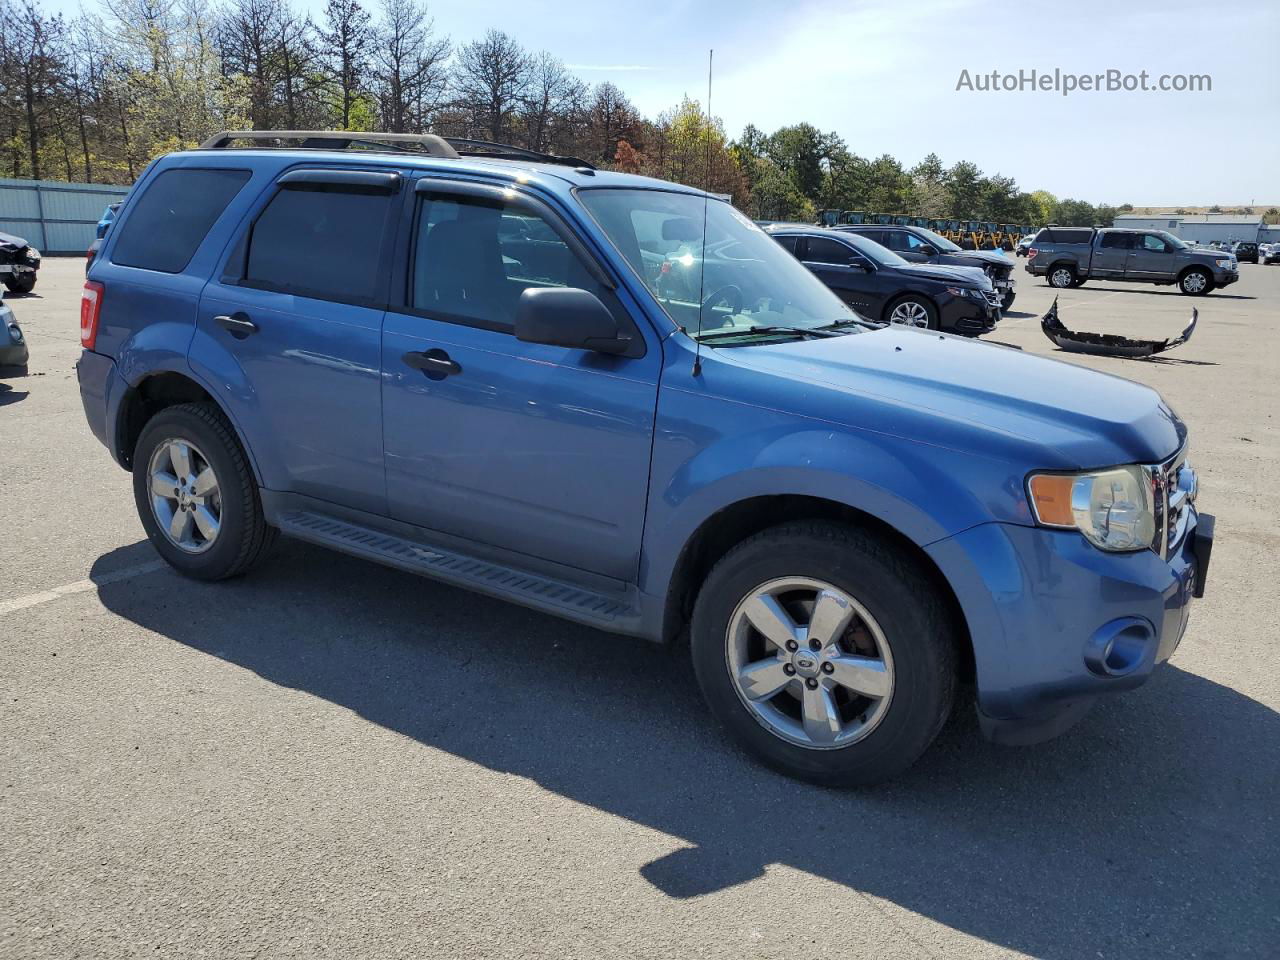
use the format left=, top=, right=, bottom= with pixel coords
left=275, top=510, right=642, bottom=632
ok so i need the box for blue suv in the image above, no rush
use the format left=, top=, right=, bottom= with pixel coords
left=76, top=131, right=1213, bottom=785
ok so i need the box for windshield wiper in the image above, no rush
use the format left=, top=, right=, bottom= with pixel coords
left=820, top=316, right=882, bottom=331
left=694, top=325, right=841, bottom=342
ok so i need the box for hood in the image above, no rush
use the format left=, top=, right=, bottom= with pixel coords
left=893, top=261, right=992, bottom=288
left=0, top=231, right=29, bottom=250
left=724, top=327, right=1185, bottom=468
left=949, top=249, right=1011, bottom=268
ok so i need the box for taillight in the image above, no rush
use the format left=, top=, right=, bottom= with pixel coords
left=1027, top=247, right=1038, bottom=259
left=80, top=281, right=104, bottom=349
left=86, top=244, right=96, bottom=267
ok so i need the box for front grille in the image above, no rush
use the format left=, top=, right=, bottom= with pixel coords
left=1151, top=446, right=1194, bottom=559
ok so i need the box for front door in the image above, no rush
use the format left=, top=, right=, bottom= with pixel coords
left=1126, top=233, right=1175, bottom=279
left=192, top=168, right=400, bottom=516
left=379, top=180, right=660, bottom=581
left=800, top=235, right=888, bottom=317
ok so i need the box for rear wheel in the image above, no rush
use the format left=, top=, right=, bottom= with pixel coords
left=691, top=522, right=957, bottom=786
left=885, top=295, right=938, bottom=330
left=1048, top=265, right=1076, bottom=288
left=132, top=402, right=276, bottom=580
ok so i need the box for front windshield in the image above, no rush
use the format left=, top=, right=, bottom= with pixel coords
left=578, top=188, right=862, bottom=339
left=917, top=227, right=962, bottom=252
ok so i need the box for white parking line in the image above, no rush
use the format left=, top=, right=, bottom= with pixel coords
left=0, top=560, right=168, bottom=616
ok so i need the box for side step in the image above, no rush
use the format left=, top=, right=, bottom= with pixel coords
left=275, top=510, right=642, bottom=633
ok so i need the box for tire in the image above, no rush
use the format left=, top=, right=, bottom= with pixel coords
left=1070, top=278, right=1087, bottom=288
left=1000, top=290, right=1016, bottom=310
left=132, top=402, right=276, bottom=581
left=1179, top=268, right=1212, bottom=295
left=884, top=294, right=938, bottom=330
left=4, top=274, right=35, bottom=294
left=1047, top=265, right=1076, bottom=289
left=690, top=521, right=958, bottom=787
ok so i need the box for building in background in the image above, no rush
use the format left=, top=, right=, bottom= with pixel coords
left=1113, top=213, right=1266, bottom=246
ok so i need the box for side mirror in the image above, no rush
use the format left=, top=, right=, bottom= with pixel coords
left=846, top=259, right=870, bottom=272
left=516, top=287, right=632, bottom=355
left=919, top=244, right=938, bottom=256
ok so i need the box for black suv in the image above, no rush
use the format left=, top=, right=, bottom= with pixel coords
left=835, top=224, right=1017, bottom=310
left=766, top=225, right=1000, bottom=335
left=1231, top=241, right=1258, bottom=264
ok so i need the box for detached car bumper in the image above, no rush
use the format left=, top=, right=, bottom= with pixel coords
left=926, top=510, right=1212, bottom=744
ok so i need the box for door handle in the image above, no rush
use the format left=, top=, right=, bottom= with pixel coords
left=215, top=312, right=258, bottom=339
left=402, top=349, right=462, bottom=380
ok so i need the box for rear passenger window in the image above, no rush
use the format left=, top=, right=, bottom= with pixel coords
left=245, top=185, right=392, bottom=303
left=411, top=192, right=613, bottom=333
left=112, top=168, right=250, bottom=273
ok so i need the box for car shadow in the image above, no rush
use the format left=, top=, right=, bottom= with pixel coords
left=1000, top=310, right=1037, bottom=319
left=91, top=539, right=1279, bottom=959
left=0, top=381, right=28, bottom=404
left=1037, top=283, right=1255, bottom=300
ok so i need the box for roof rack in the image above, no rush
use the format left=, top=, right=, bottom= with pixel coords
left=198, top=130, right=596, bottom=170
left=200, top=130, right=459, bottom=158
left=444, top=137, right=595, bottom=170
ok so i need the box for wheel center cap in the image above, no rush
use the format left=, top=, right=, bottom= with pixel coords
left=792, top=650, right=822, bottom=679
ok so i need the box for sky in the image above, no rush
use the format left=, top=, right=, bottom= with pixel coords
left=46, top=0, right=1280, bottom=205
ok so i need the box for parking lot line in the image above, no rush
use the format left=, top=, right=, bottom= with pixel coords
left=0, top=559, right=167, bottom=616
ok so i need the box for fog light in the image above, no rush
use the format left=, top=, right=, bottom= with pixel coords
left=1084, top=618, right=1155, bottom=677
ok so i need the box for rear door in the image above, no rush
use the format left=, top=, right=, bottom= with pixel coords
left=378, top=178, right=660, bottom=581
left=190, top=168, right=399, bottom=515
left=1092, top=232, right=1133, bottom=277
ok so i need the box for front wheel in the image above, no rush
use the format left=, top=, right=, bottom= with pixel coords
left=1179, top=268, right=1212, bottom=295
left=4, top=274, right=35, bottom=294
left=1000, top=290, right=1016, bottom=310
left=691, top=522, right=958, bottom=786
left=885, top=295, right=938, bottom=330
left=132, top=402, right=276, bottom=580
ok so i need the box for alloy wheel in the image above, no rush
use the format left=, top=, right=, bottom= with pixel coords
left=726, top=577, right=895, bottom=749
left=147, top=438, right=222, bottom=553
left=889, top=301, right=930, bottom=328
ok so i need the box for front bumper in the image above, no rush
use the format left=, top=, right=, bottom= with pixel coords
left=939, top=295, right=999, bottom=336
left=0, top=262, right=38, bottom=276
left=1213, top=269, right=1239, bottom=286
left=926, top=510, right=1211, bottom=744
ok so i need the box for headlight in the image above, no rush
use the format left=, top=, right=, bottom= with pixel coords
left=7, top=323, right=22, bottom=343
left=945, top=286, right=978, bottom=298
left=26, top=248, right=40, bottom=260
left=1214, top=258, right=1231, bottom=269
left=1028, top=465, right=1156, bottom=552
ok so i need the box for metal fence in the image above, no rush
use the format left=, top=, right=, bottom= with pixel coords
left=0, top=178, right=131, bottom=254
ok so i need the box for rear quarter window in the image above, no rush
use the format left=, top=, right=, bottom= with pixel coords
left=111, top=168, right=251, bottom=273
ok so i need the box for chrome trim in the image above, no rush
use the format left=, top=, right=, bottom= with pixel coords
left=1145, top=442, right=1193, bottom=559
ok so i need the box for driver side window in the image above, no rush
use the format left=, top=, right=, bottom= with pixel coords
left=1140, top=234, right=1169, bottom=253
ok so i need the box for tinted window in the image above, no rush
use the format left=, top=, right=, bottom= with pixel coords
left=112, top=168, right=250, bottom=273
left=412, top=193, right=611, bottom=332
left=805, top=236, right=856, bottom=264
left=772, top=234, right=800, bottom=255
left=1100, top=232, right=1134, bottom=249
left=245, top=185, right=392, bottom=303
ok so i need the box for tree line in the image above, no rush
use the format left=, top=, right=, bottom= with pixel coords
left=0, top=0, right=1123, bottom=226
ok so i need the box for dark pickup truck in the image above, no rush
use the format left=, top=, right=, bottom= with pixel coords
left=1026, top=227, right=1238, bottom=295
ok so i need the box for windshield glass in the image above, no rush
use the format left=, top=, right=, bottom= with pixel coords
left=917, top=227, right=962, bottom=252
left=578, top=188, right=861, bottom=338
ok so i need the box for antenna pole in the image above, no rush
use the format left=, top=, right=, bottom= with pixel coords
left=692, top=49, right=713, bottom=377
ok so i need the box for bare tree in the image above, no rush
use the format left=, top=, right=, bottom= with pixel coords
left=451, top=28, right=529, bottom=142
left=1, top=0, right=66, bottom=179
left=519, top=51, right=581, bottom=153
left=371, top=0, right=448, bottom=133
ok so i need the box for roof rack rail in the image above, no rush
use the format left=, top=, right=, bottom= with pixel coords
left=199, top=130, right=459, bottom=158
left=444, top=137, right=595, bottom=170
left=199, top=130, right=597, bottom=171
